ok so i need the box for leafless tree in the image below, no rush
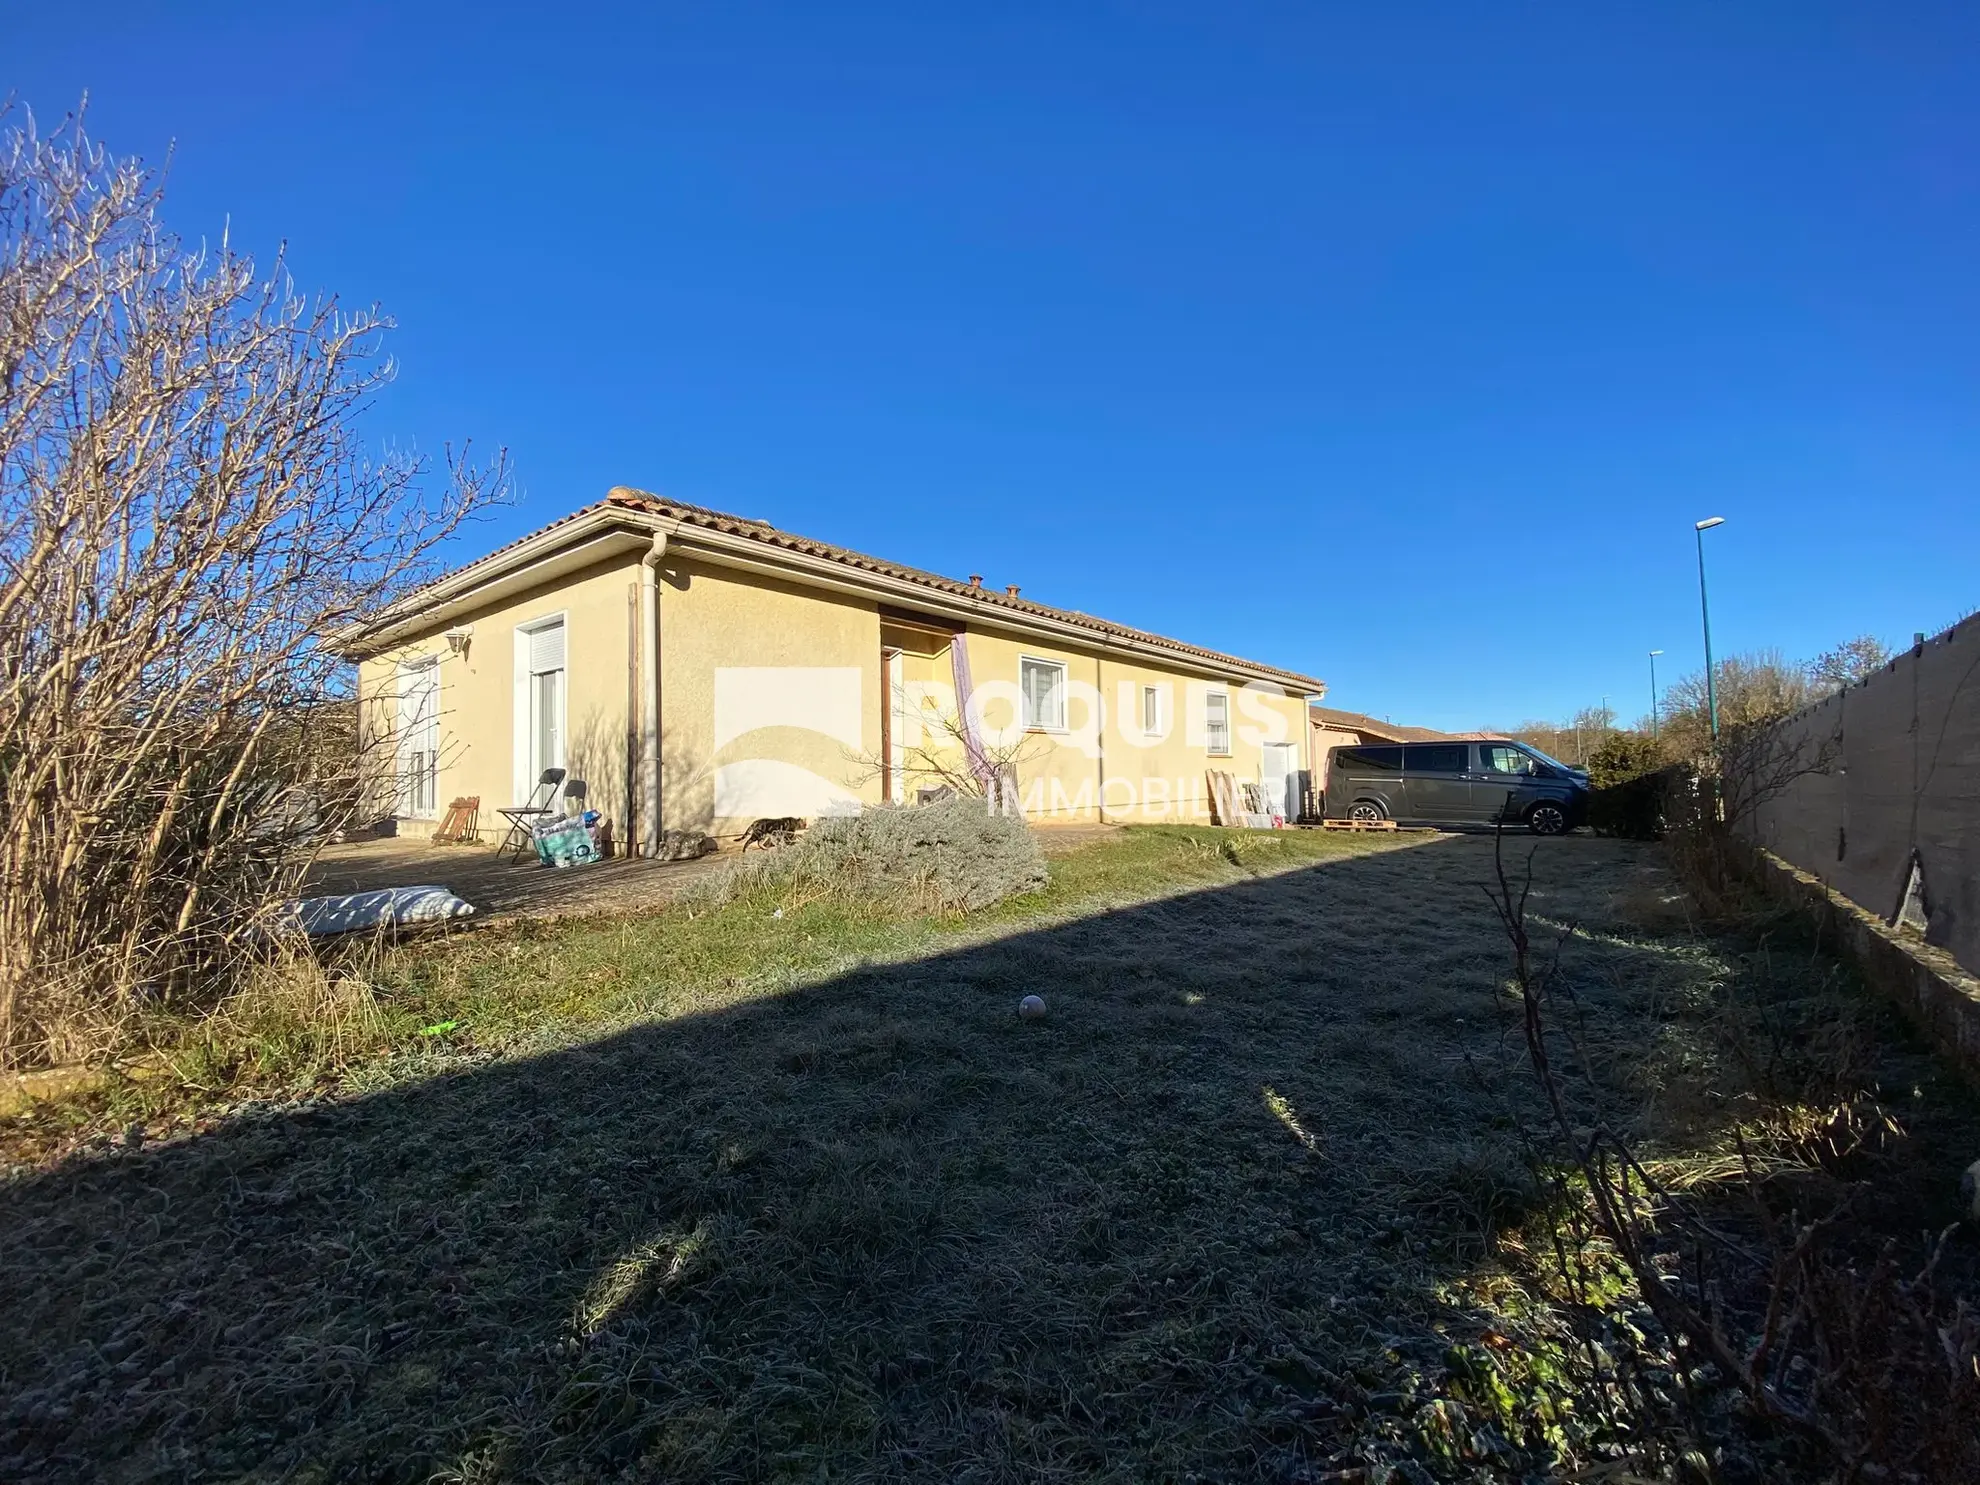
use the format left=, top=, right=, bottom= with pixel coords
left=1806, top=633, right=1892, bottom=694
left=844, top=698, right=1049, bottom=816
left=0, top=104, right=505, bottom=1067
left=1496, top=705, right=1617, bottom=767
left=1655, top=649, right=1812, bottom=763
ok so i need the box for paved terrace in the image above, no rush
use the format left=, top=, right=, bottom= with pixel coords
left=302, top=820, right=1126, bottom=924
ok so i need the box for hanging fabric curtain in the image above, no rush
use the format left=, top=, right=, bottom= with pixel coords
left=948, top=629, right=996, bottom=791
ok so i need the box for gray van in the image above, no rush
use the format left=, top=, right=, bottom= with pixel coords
left=1324, top=740, right=1590, bottom=835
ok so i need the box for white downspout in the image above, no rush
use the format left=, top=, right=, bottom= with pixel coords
left=641, top=529, right=669, bottom=856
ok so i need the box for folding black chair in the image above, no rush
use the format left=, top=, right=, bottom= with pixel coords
left=496, top=768, right=567, bottom=862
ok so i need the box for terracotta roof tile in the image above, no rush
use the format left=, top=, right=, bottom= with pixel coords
left=1309, top=706, right=1410, bottom=740
left=605, top=488, right=1321, bottom=688
left=1308, top=706, right=1504, bottom=743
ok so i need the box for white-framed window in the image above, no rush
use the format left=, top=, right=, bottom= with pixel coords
left=1204, top=689, right=1231, bottom=756
left=1140, top=684, right=1163, bottom=737
left=1019, top=656, right=1068, bottom=731
left=514, top=614, right=567, bottom=797
left=396, top=656, right=440, bottom=818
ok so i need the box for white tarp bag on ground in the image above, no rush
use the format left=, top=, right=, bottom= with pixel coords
left=278, top=885, right=476, bottom=938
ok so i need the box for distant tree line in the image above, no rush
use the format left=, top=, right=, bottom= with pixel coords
left=1489, top=634, right=1895, bottom=775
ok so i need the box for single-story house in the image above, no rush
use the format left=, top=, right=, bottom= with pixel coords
left=335, top=489, right=1324, bottom=850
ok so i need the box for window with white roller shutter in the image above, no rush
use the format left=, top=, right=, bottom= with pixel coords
left=514, top=615, right=567, bottom=792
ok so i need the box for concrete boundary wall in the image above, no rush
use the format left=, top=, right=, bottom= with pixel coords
left=1742, top=613, right=1980, bottom=979
left=1741, top=846, right=1980, bottom=1084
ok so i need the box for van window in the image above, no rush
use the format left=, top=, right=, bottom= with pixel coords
left=1479, top=744, right=1537, bottom=776
left=1405, top=743, right=1468, bottom=774
left=1337, top=745, right=1402, bottom=773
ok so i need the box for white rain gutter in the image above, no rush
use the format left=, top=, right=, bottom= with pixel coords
left=640, top=528, right=671, bottom=855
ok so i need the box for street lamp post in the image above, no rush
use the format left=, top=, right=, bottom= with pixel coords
left=1648, top=650, right=1664, bottom=740
left=1694, top=518, right=1726, bottom=743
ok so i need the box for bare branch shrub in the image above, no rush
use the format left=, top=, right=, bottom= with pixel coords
left=1649, top=716, right=1837, bottom=918
left=845, top=697, right=1049, bottom=815
left=1486, top=824, right=1980, bottom=1479
left=0, top=104, right=504, bottom=1067
left=1715, top=720, right=1836, bottom=838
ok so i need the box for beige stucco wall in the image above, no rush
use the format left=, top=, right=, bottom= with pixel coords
left=883, top=622, right=1308, bottom=824
left=658, top=555, right=885, bottom=837
left=1101, top=650, right=1307, bottom=823
left=357, top=556, right=641, bottom=840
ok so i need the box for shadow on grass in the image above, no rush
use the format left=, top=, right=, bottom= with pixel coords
left=0, top=834, right=1967, bottom=1482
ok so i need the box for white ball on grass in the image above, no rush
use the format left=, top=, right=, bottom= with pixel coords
left=1018, top=994, right=1047, bottom=1021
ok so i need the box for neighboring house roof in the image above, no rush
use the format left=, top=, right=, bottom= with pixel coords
left=1309, top=706, right=1415, bottom=742
left=334, top=489, right=1325, bottom=692
left=1308, top=706, right=1505, bottom=744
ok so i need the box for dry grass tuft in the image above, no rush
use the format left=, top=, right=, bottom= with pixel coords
left=208, top=947, right=387, bottom=1068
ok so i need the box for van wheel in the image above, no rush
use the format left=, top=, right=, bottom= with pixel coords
left=1346, top=800, right=1386, bottom=825
left=1527, top=802, right=1568, bottom=836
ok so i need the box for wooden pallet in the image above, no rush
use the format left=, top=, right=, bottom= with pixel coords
left=1205, top=769, right=1241, bottom=826
left=1322, top=817, right=1398, bottom=832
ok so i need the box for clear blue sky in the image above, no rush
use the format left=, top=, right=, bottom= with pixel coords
left=11, top=3, right=1978, bottom=730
